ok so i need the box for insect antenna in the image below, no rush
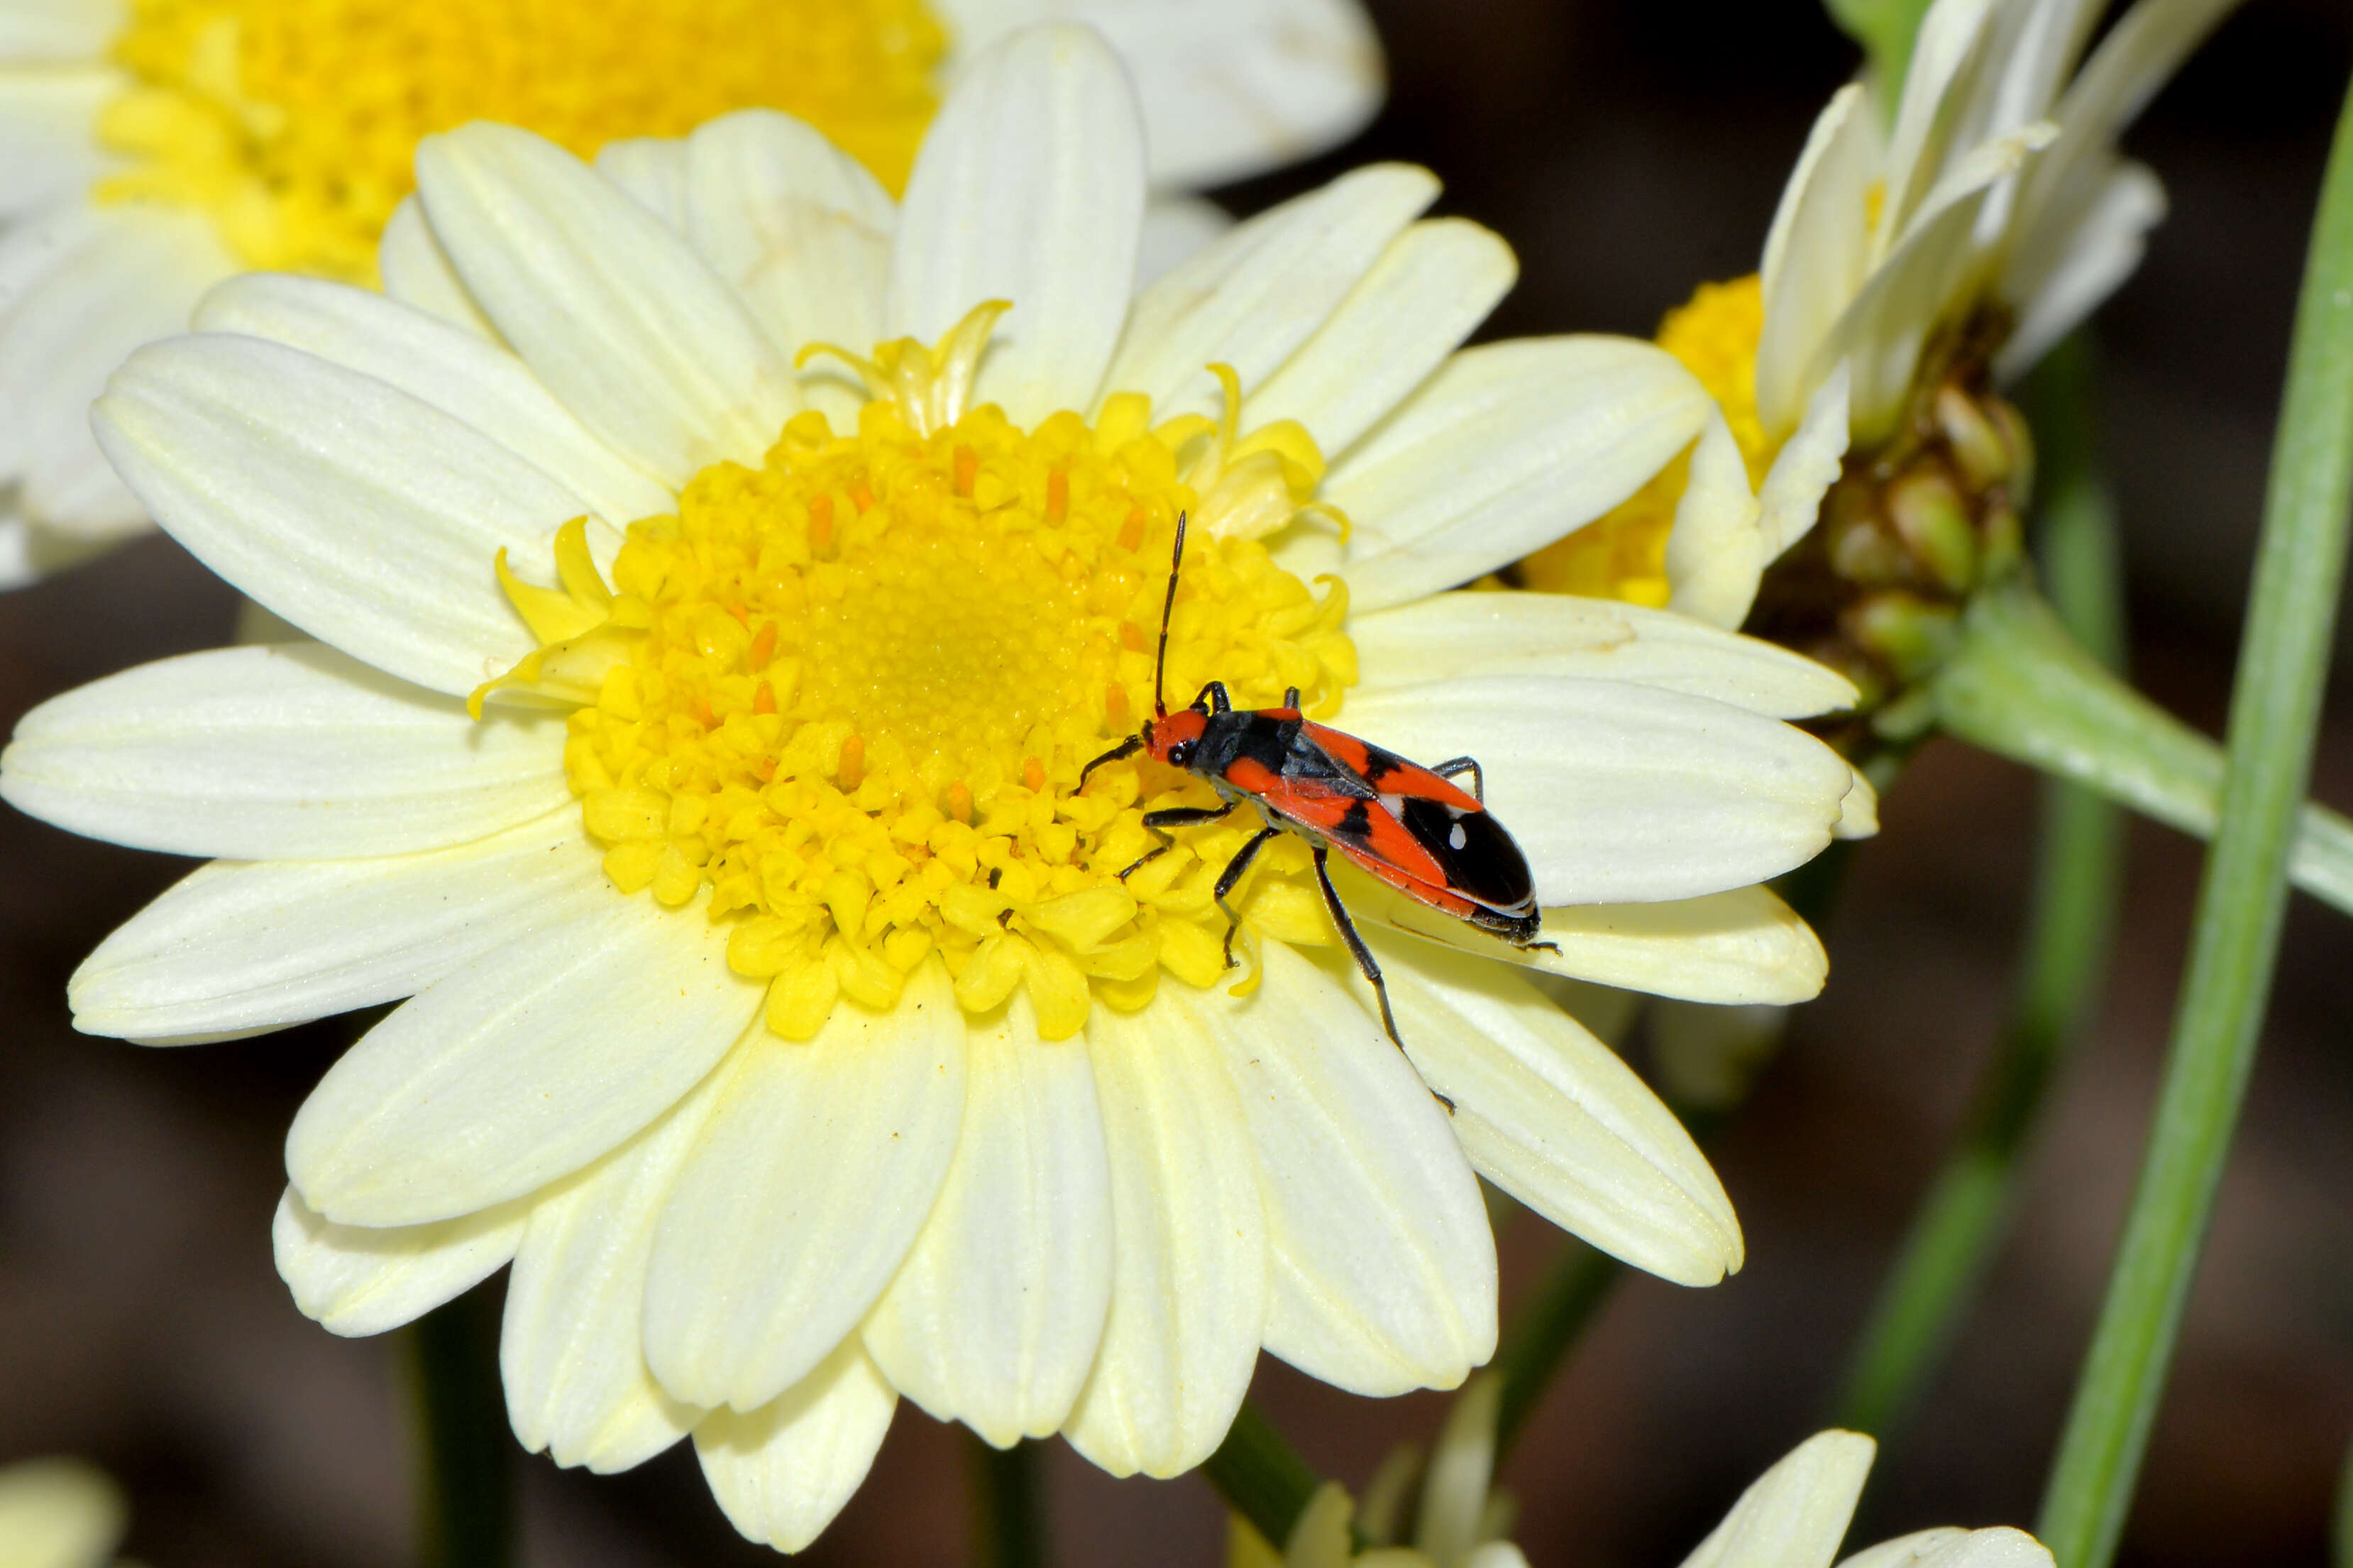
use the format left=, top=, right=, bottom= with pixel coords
left=1152, top=510, right=1188, bottom=719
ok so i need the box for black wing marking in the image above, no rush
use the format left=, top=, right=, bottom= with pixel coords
left=1396, top=795, right=1536, bottom=911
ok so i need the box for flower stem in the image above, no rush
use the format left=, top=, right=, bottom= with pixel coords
left=1492, top=1240, right=1620, bottom=1462
left=966, top=1435, right=1047, bottom=1568
left=1933, top=575, right=2353, bottom=916
left=2035, top=74, right=2353, bottom=1568
left=1829, top=336, right=2127, bottom=1440
left=2337, top=1427, right=2353, bottom=1568
left=1203, top=1401, right=1327, bottom=1551
left=405, top=1287, right=514, bottom=1568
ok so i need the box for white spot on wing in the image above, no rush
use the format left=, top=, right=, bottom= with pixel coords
left=1448, top=821, right=1468, bottom=851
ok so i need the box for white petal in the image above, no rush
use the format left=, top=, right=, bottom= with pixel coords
left=378, top=195, right=500, bottom=341
left=0, top=0, right=121, bottom=60
left=1677, top=1430, right=1873, bottom=1568
left=1219, top=942, right=1494, bottom=1396
left=1537, top=885, right=1825, bottom=1004
left=502, top=1071, right=735, bottom=1474
left=593, top=136, right=689, bottom=231
left=0, top=643, right=569, bottom=861
left=680, top=108, right=896, bottom=427
left=1135, top=193, right=1232, bottom=288
left=1839, top=1527, right=2055, bottom=1568
left=1326, top=338, right=1712, bottom=612
left=644, top=960, right=966, bottom=1411
left=1876, top=0, right=2000, bottom=250
left=1103, top=162, right=1435, bottom=421
left=1754, top=83, right=1881, bottom=438
left=194, top=272, right=673, bottom=529
left=273, top=1185, right=527, bottom=1338
left=890, top=24, right=1143, bottom=423
left=91, top=333, right=603, bottom=697
left=1248, top=219, right=1516, bottom=461
left=1062, top=989, right=1267, bottom=1478
left=1342, top=865, right=1826, bottom=1006
left=1660, top=410, right=1767, bottom=631
left=861, top=993, right=1112, bottom=1447
left=1338, top=675, right=1853, bottom=905
left=1757, top=360, right=1853, bottom=560
left=1351, top=592, right=1859, bottom=719
left=1372, top=932, right=1741, bottom=1286
left=2006, top=0, right=2234, bottom=282
left=1997, top=160, right=2164, bottom=382
left=286, top=894, right=758, bottom=1227
left=693, top=1342, right=897, bottom=1555
left=0, top=206, right=228, bottom=539
left=1812, top=126, right=2053, bottom=442
left=70, top=809, right=593, bottom=1042
left=1032, top=0, right=1384, bottom=190
left=1837, top=766, right=1880, bottom=839
left=414, top=123, right=798, bottom=487
left=0, top=68, right=115, bottom=216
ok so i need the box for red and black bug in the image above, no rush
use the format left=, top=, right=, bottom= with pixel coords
left=1081, top=512, right=1553, bottom=1054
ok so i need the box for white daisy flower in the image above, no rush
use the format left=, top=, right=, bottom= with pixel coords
left=1521, top=0, right=2237, bottom=639
left=1675, top=1431, right=2051, bottom=1568
left=0, top=0, right=1380, bottom=583
left=4, top=27, right=1866, bottom=1552
left=1236, top=1427, right=2051, bottom=1568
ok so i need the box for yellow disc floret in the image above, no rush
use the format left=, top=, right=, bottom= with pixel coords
left=95, top=0, right=944, bottom=281
left=1517, top=275, right=1773, bottom=603
left=482, top=309, right=1357, bottom=1042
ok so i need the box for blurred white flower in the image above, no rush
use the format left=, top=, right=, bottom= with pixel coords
left=1235, top=1422, right=2050, bottom=1568
left=4, top=26, right=1868, bottom=1554
left=1679, top=1430, right=2052, bottom=1568
left=0, top=0, right=1382, bottom=581
left=0, top=1458, right=128, bottom=1568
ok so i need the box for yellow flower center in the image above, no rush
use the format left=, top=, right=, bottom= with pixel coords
left=1516, top=275, right=1775, bottom=603
left=483, top=309, right=1358, bottom=1042
left=94, top=0, right=944, bottom=281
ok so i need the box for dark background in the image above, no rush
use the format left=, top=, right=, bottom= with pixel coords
left=4, top=1, right=2351, bottom=1562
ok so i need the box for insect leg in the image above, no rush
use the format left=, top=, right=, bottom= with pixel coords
left=1212, top=827, right=1283, bottom=967
left=1189, top=680, right=1233, bottom=714
left=1118, top=803, right=1235, bottom=879
left=1429, top=756, right=1484, bottom=802
left=1079, top=734, right=1143, bottom=787
left=1312, top=846, right=1455, bottom=1112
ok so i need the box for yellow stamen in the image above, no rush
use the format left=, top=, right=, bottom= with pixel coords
left=487, top=306, right=1358, bottom=1040
left=94, top=0, right=945, bottom=282
left=1517, top=275, right=1775, bottom=603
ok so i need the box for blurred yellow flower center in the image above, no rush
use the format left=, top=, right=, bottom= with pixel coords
left=94, top=0, right=944, bottom=281
left=481, top=309, right=1356, bottom=1042
left=1517, top=276, right=1776, bottom=603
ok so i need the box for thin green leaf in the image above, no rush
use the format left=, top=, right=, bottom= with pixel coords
left=1934, top=580, right=2353, bottom=916
left=2036, top=72, right=2353, bottom=1568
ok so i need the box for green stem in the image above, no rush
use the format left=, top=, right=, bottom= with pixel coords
left=406, top=1287, right=514, bottom=1568
left=2337, top=1428, right=2353, bottom=1568
left=1934, top=578, right=2353, bottom=917
left=1829, top=338, right=2127, bottom=1439
left=2036, top=74, right=2353, bottom=1568
left=966, top=1435, right=1046, bottom=1568
left=1202, top=1401, right=1326, bottom=1551
left=1492, top=1241, right=1620, bottom=1462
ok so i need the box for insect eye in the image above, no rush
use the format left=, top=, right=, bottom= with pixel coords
left=1167, top=742, right=1193, bottom=768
